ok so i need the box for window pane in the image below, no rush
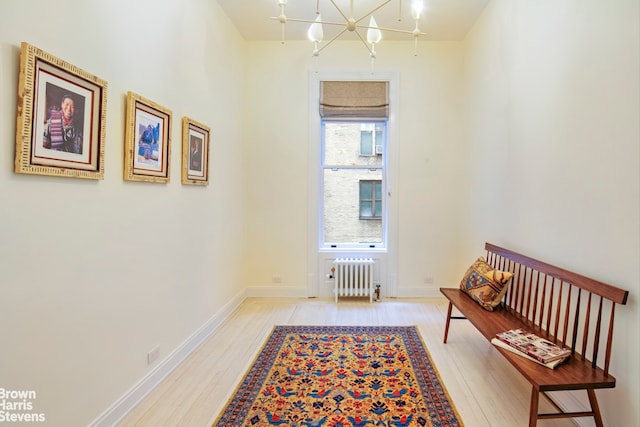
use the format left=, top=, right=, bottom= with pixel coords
left=374, top=182, right=383, bottom=217
left=360, top=181, right=372, bottom=197
left=374, top=200, right=383, bottom=217
left=323, top=169, right=382, bottom=245
left=324, top=121, right=384, bottom=167
left=321, top=118, right=386, bottom=247
left=360, top=131, right=373, bottom=155
left=360, top=201, right=373, bottom=217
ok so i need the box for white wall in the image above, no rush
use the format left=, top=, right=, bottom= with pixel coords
left=0, top=0, right=246, bottom=425
left=463, top=0, right=639, bottom=425
left=243, top=41, right=468, bottom=297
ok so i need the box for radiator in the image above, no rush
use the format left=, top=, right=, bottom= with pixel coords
left=333, top=258, right=375, bottom=303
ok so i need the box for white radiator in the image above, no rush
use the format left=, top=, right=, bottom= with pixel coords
left=333, top=258, right=375, bottom=303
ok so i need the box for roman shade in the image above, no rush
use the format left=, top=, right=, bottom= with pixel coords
left=320, top=81, right=389, bottom=118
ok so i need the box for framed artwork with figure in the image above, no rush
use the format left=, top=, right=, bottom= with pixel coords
left=14, top=42, right=108, bottom=180
left=124, top=91, right=172, bottom=183
left=181, top=117, right=210, bottom=186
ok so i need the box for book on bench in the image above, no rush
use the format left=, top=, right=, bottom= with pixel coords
left=491, top=328, right=571, bottom=369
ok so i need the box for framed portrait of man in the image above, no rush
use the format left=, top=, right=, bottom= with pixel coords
left=15, top=42, right=107, bottom=180
left=181, top=117, right=210, bottom=186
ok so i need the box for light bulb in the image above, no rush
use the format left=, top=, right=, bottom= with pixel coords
left=308, top=14, right=324, bottom=42
left=412, top=0, right=424, bottom=20
left=367, top=16, right=382, bottom=45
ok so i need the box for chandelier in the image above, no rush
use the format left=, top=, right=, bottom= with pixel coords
left=273, top=0, right=425, bottom=60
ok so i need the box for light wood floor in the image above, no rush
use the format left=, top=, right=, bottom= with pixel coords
left=117, top=298, right=582, bottom=427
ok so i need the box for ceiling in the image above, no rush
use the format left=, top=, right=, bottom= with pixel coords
left=215, top=0, right=489, bottom=42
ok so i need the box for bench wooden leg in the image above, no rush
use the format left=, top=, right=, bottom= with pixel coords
left=529, top=386, right=540, bottom=427
left=587, top=389, right=604, bottom=427
left=443, top=301, right=453, bottom=343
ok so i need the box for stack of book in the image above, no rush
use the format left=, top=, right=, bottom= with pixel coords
left=491, top=328, right=572, bottom=369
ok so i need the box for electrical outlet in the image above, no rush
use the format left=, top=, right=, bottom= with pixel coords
left=147, top=346, right=159, bottom=365
left=424, top=277, right=434, bottom=284
left=272, top=276, right=282, bottom=284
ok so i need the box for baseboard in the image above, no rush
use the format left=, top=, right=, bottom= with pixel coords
left=244, top=284, right=443, bottom=299
left=88, top=289, right=247, bottom=427
left=395, top=286, right=443, bottom=298
left=245, top=285, right=309, bottom=298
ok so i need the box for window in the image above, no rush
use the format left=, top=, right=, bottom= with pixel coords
left=360, top=129, right=373, bottom=155
left=360, top=123, right=384, bottom=156
left=319, top=81, right=389, bottom=249
left=360, top=180, right=382, bottom=219
left=321, top=120, right=386, bottom=247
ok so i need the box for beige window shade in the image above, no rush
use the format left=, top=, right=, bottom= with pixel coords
left=320, top=81, right=389, bottom=118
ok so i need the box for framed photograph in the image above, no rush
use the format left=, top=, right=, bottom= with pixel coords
left=182, top=117, right=210, bottom=186
left=124, top=91, right=172, bottom=183
left=15, top=42, right=107, bottom=180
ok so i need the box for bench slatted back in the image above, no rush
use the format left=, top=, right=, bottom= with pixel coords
left=485, top=243, right=628, bottom=376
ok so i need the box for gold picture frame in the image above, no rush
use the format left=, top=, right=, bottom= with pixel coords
left=124, top=91, right=172, bottom=183
left=14, top=42, right=108, bottom=180
left=181, top=117, right=210, bottom=186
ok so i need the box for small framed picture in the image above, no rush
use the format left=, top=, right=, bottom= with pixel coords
left=14, top=42, right=108, bottom=180
left=181, top=117, right=210, bottom=186
left=124, top=92, right=172, bottom=183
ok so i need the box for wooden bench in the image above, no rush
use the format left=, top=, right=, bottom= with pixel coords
left=441, top=243, right=629, bottom=427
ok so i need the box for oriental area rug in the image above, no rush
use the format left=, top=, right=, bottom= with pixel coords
left=213, top=325, right=463, bottom=427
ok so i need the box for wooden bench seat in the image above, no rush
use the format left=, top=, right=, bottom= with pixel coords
left=441, top=243, right=629, bottom=427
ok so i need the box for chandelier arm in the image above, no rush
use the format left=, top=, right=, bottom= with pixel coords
left=274, top=17, right=348, bottom=28
left=316, top=28, right=349, bottom=54
left=356, top=24, right=426, bottom=36
left=354, top=30, right=375, bottom=56
left=329, top=0, right=349, bottom=22
left=355, top=0, right=392, bottom=25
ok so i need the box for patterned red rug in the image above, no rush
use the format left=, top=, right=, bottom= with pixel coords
left=213, top=325, right=463, bottom=427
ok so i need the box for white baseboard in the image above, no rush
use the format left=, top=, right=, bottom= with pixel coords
left=396, top=286, right=443, bottom=298
left=88, top=289, right=247, bottom=427
left=245, top=285, right=309, bottom=298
